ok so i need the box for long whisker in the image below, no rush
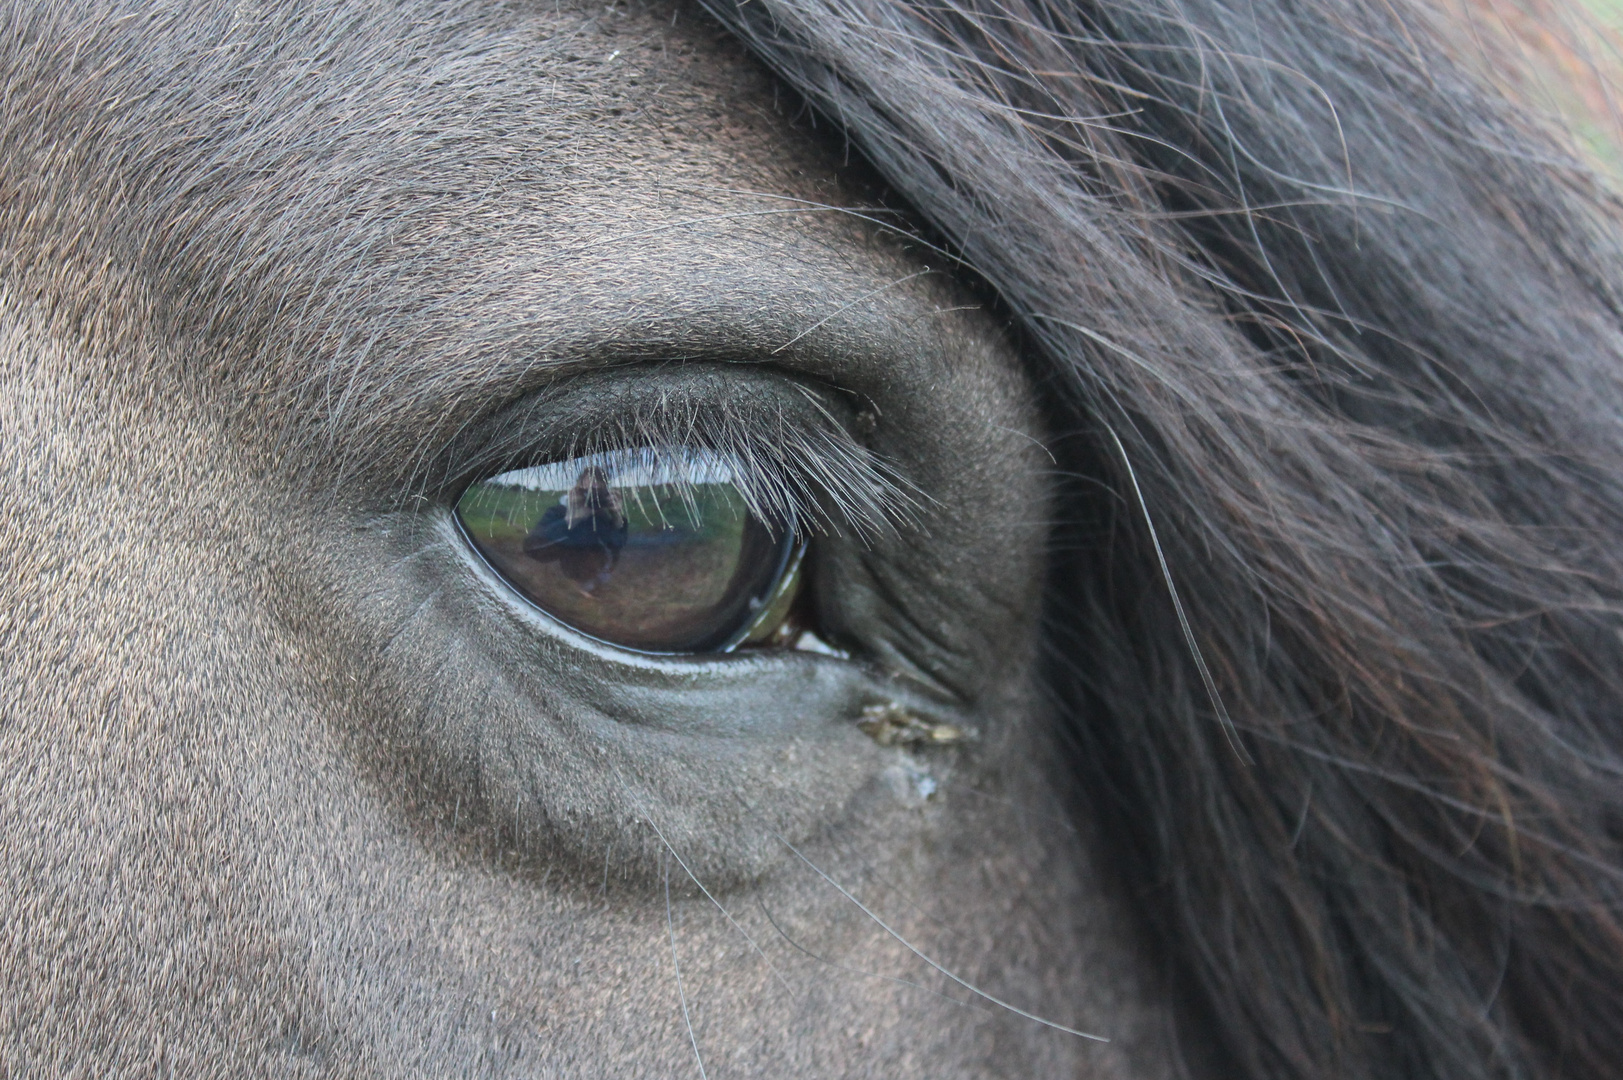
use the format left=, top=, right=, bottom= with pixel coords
left=769, top=269, right=936, bottom=354
left=578, top=207, right=868, bottom=250
left=693, top=187, right=968, bottom=266
left=664, top=854, right=710, bottom=1080
left=754, top=895, right=992, bottom=1015
left=645, top=818, right=801, bottom=1003
left=759, top=821, right=1110, bottom=1042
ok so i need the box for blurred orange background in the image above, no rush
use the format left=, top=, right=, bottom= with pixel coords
left=1441, top=0, right=1623, bottom=174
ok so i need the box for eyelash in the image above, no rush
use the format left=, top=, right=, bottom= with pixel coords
left=444, top=380, right=925, bottom=545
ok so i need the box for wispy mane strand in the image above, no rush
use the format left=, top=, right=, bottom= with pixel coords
left=706, top=0, right=1623, bottom=1075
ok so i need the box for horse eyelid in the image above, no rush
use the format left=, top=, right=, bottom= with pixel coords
left=437, top=385, right=925, bottom=544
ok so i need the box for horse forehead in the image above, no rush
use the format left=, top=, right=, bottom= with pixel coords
left=15, top=0, right=888, bottom=386
left=85, top=2, right=821, bottom=226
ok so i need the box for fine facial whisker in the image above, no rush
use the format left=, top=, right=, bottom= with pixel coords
left=664, top=853, right=710, bottom=1080
left=769, top=269, right=936, bottom=355
left=740, top=801, right=1109, bottom=1042
left=645, top=818, right=801, bottom=1004
left=754, top=894, right=993, bottom=1015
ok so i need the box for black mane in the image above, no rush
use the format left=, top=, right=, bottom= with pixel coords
left=710, top=0, right=1623, bottom=1075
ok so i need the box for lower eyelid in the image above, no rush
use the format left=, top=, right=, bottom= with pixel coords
left=319, top=512, right=968, bottom=891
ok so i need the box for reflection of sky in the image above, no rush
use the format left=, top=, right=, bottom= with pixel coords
left=488, top=447, right=740, bottom=492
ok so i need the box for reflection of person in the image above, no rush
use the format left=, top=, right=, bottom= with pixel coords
left=522, top=467, right=629, bottom=593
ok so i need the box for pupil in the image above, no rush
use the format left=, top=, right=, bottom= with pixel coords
left=455, top=448, right=798, bottom=653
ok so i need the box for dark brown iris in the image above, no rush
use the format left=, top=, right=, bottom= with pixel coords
left=455, top=449, right=801, bottom=653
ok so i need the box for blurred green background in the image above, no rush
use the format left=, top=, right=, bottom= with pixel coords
left=1455, top=0, right=1623, bottom=175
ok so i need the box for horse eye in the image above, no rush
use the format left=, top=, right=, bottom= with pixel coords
left=454, top=448, right=804, bottom=654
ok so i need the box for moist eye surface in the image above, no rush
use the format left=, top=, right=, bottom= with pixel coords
left=455, top=447, right=802, bottom=653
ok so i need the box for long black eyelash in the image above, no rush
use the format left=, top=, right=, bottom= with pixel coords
left=556, top=392, right=926, bottom=544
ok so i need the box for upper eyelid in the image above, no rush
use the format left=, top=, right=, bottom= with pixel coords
left=425, top=363, right=927, bottom=542
left=475, top=445, right=791, bottom=536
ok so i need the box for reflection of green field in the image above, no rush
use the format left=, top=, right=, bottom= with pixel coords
left=456, top=481, right=767, bottom=649
left=458, top=482, right=749, bottom=545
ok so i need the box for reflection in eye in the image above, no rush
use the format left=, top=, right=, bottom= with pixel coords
left=455, top=448, right=804, bottom=653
